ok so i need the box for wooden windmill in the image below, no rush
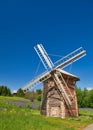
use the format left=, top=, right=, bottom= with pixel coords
left=22, top=44, right=86, bottom=118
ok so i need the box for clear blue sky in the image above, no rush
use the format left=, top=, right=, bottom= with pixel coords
left=0, top=0, right=93, bottom=92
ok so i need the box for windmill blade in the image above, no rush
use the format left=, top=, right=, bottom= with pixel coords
left=22, top=71, right=51, bottom=91
left=54, top=47, right=86, bottom=69
left=34, top=44, right=54, bottom=70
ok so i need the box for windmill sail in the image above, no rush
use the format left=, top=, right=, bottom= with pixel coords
left=22, top=45, right=86, bottom=91
left=34, top=44, right=54, bottom=70
left=55, top=47, right=86, bottom=69
left=22, top=71, right=51, bottom=91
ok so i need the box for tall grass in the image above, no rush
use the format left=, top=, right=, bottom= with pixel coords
left=0, top=96, right=93, bottom=130
left=0, top=109, right=75, bottom=130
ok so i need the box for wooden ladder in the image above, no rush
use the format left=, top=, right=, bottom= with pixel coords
left=53, top=71, right=75, bottom=116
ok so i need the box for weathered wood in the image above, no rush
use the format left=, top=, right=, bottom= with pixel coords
left=41, top=73, right=79, bottom=118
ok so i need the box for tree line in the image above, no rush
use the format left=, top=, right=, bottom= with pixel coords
left=0, top=86, right=42, bottom=101
left=76, top=87, right=93, bottom=108
left=0, top=86, right=11, bottom=96
left=0, top=85, right=93, bottom=108
left=17, top=88, right=42, bottom=101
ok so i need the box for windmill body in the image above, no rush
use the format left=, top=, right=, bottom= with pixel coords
left=22, top=44, right=86, bottom=118
left=41, top=69, right=79, bottom=117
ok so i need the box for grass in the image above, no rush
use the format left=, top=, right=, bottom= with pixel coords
left=0, top=96, right=93, bottom=130
left=79, top=108, right=93, bottom=117
left=0, top=95, right=30, bottom=101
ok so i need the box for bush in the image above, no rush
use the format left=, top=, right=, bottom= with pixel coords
left=37, top=94, right=42, bottom=101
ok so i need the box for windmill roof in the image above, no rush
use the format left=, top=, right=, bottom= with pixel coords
left=57, top=68, right=79, bottom=80
left=39, top=68, right=79, bottom=82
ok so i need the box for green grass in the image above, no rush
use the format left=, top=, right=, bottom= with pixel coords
left=0, top=96, right=93, bottom=130
left=79, top=108, right=93, bottom=117
left=0, top=95, right=30, bottom=101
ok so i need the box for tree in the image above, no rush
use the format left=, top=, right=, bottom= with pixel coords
left=36, top=89, right=42, bottom=101
left=76, top=87, right=83, bottom=107
left=25, top=89, right=42, bottom=102
left=82, top=88, right=89, bottom=107
left=7, top=88, right=11, bottom=96
left=37, top=94, right=42, bottom=101
left=17, top=88, right=25, bottom=97
left=0, top=86, right=11, bottom=96
left=88, top=89, right=93, bottom=108
left=25, top=91, right=36, bottom=101
left=36, top=89, right=42, bottom=95
left=76, top=87, right=93, bottom=108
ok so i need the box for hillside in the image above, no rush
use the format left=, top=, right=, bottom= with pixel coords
left=0, top=96, right=93, bottom=130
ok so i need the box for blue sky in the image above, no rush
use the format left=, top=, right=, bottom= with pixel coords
left=0, top=0, right=93, bottom=92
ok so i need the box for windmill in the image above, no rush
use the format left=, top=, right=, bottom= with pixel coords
left=22, top=44, right=86, bottom=118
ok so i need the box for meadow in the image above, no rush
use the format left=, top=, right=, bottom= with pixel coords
left=0, top=96, right=93, bottom=130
